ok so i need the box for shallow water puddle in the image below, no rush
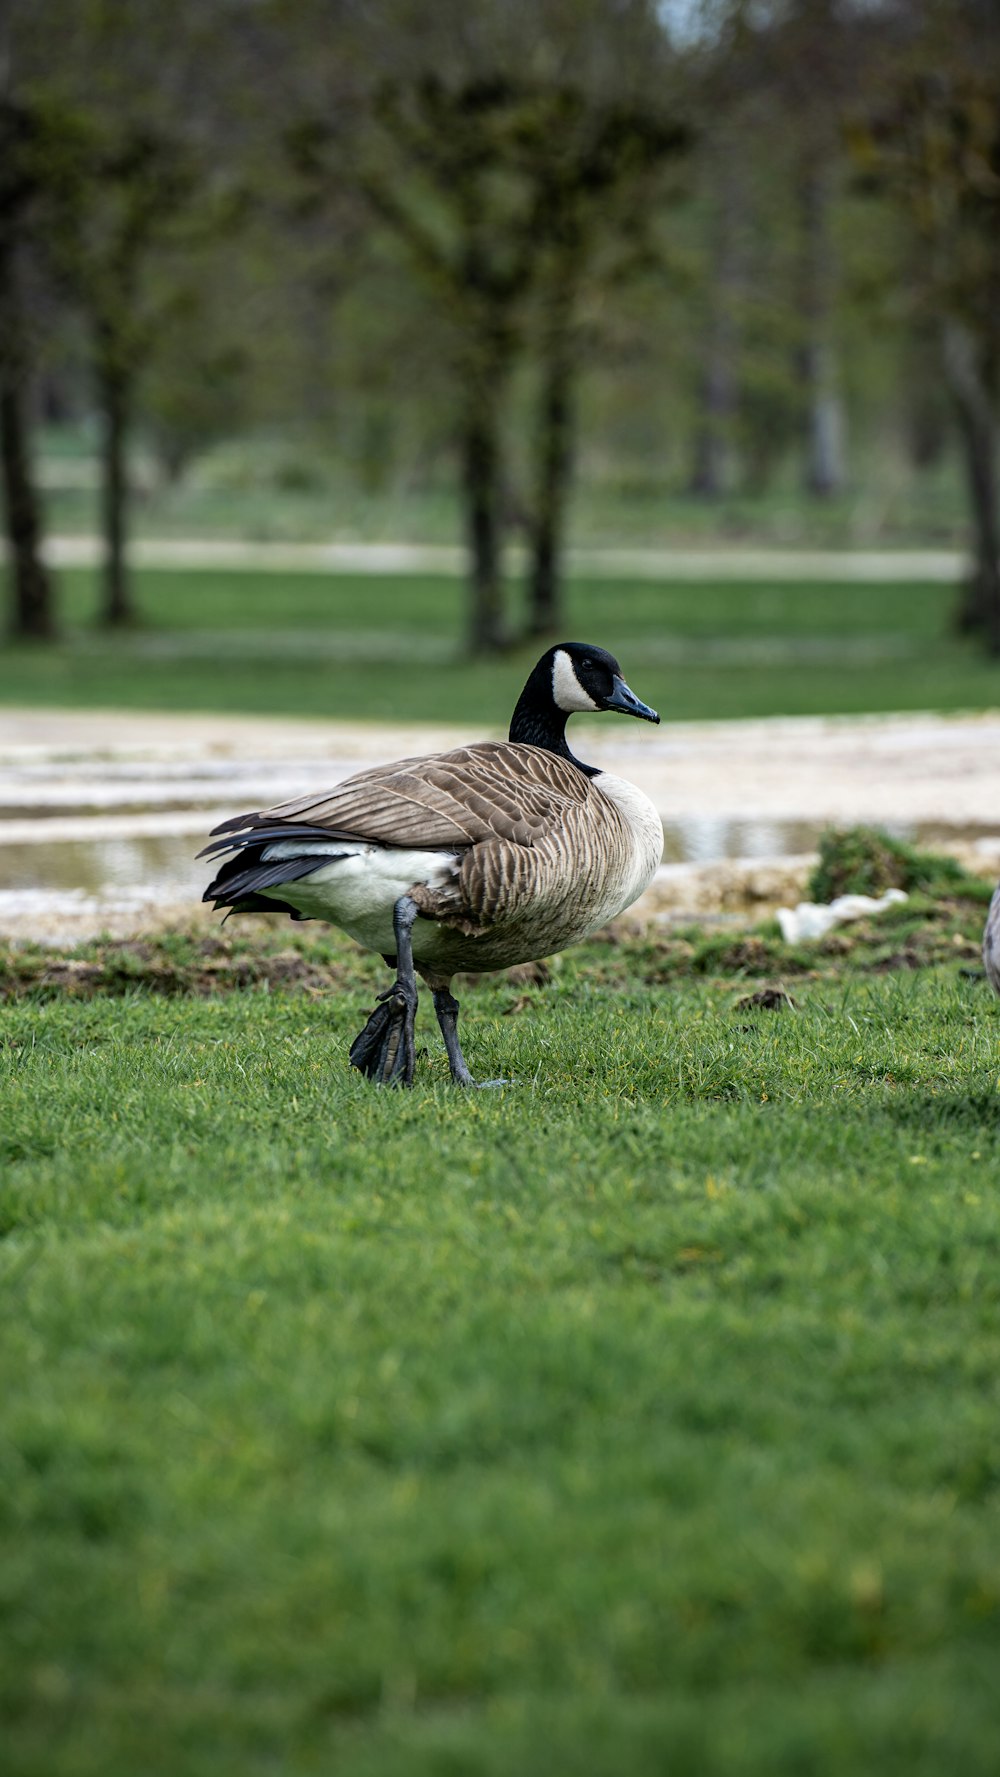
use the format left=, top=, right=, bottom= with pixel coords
left=3, top=721, right=998, bottom=924
left=3, top=814, right=996, bottom=917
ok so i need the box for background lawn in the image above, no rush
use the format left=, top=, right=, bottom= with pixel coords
left=2, top=567, right=999, bottom=723
left=2, top=907, right=1000, bottom=1777
left=38, top=450, right=969, bottom=552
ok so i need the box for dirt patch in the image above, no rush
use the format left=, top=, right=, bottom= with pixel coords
left=734, top=987, right=798, bottom=1012
left=0, top=937, right=349, bottom=1001
left=0, top=879, right=991, bottom=1004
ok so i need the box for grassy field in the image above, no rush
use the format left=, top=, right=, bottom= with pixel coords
left=2, top=884, right=1000, bottom=1777
left=39, top=435, right=967, bottom=550
left=3, top=567, right=1000, bottom=723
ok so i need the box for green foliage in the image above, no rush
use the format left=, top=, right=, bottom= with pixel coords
left=810, top=826, right=990, bottom=904
left=1, top=927, right=1000, bottom=1775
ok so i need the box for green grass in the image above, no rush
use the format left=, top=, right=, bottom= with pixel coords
left=39, top=433, right=968, bottom=549
left=3, top=568, right=1000, bottom=723
left=2, top=909, right=1000, bottom=1776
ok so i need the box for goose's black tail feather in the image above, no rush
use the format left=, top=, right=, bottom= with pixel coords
left=203, top=843, right=349, bottom=922
left=197, top=820, right=344, bottom=863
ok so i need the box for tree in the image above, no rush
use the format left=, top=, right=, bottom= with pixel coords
left=274, top=0, right=688, bottom=652
left=7, top=0, right=244, bottom=628
left=675, top=0, right=861, bottom=505
left=856, top=1, right=1000, bottom=646
left=48, top=115, right=201, bottom=625
left=795, top=140, right=846, bottom=497
left=0, top=87, right=56, bottom=639
left=687, top=127, right=744, bottom=499
left=767, top=0, right=852, bottom=499
left=354, top=75, right=552, bottom=654
left=682, top=5, right=762, bottom=504
left=520, top=93, right=689, bottom=634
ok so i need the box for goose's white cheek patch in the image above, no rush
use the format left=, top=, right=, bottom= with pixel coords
left=552, top=648, right=600, bottom=713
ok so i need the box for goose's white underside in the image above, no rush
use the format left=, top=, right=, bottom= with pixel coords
left=259, top=839, right=458, bottom=959
left=257, top=767, right=664, bottom=963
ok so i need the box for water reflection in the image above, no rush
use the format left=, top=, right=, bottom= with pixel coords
left=3, top=817, right=997, bottom=912
left=0, top=835, right=204, bottom=899
left=659, top=817, right=826, bottom=864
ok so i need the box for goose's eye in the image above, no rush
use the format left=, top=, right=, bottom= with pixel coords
left=580, top=658, right=594, bottom=672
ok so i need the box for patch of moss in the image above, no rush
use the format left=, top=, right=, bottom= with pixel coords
left=809, top=825, right=992, bottom=904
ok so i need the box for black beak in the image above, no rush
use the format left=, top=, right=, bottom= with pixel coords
left=603, top=674, right=660, bottom=724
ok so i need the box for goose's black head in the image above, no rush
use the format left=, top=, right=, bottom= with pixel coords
left=509, top=643, right=659, bottom=774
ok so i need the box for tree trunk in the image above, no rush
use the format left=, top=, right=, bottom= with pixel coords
left=943, top=318, right=1000, bottom=652
left=96, top=336, right=134, bottom=628
left=690, top=152, right=741, bottom=499
left=458, top=311, right=512, bottom=657
left=527, top=295, right=575, bottom=639
left=460, top=387, right=508, bottom=655
left=905, top=311, right=949, bottom=471
left=0, top=238, right=54, bottom=640
left=797, top=153, right=846, bottom=499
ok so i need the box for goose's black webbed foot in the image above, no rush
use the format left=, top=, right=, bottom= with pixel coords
left=350, top=893, right=420, bottom=1087
left=349, top=979, right=418, bottom=1086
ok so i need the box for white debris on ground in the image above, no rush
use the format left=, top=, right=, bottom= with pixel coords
left=776, top=889, right=909, bottom=945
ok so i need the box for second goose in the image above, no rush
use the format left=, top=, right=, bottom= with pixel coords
left=201, top=642, right=663, bottom=1086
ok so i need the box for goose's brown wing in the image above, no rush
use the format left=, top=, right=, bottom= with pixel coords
left=207, top=742, right=593, bottom=852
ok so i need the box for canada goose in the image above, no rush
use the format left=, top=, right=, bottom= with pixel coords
left=983, top=884, right=1000, bottom=994
left=201, top=643, right=663, bottom=1086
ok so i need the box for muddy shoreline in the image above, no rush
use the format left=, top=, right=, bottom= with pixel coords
left=2, top=707, right=998, bottom=943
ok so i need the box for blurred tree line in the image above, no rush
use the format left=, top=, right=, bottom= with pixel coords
left=1, top=0, right=998, bottom=653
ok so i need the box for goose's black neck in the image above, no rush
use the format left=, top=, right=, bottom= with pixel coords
left=508, top=673, right=599, bottom=778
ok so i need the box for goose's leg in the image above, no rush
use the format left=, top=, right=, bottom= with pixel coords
left=432, top=988, right=475, bottom=1087
left=349, top=895, right=420, bottom=1087
left=432, top=985, right=508, bottom=1089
